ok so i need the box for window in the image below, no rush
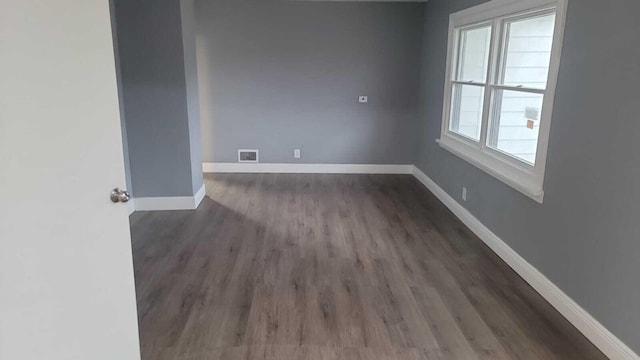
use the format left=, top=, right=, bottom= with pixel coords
left=438, top=0, right=567, bottom=203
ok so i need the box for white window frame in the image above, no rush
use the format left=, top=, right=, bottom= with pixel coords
left=437, top=0, right=568, bottom=203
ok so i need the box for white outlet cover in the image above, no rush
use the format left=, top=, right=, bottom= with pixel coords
left=358, top=96, right=368, bottom=103
left=294, top=149, right=301, bottom=158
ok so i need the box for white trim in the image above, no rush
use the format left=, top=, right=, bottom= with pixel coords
left=411, top=166, right=639, bottom=360
left=193, top=183, right=206, bottom=208
left=127, top=199, right=136, bottom=216
left=131, top=184, right=206, bottom=212
left=133, top=196, right=197, bottom=211
left=437, top=137, right=544, bottom=202
left=202, top=162, right=414, bottom=174
left=439, top=0, right=568, bottom=204
left=451, top=0, right=561, bottom=26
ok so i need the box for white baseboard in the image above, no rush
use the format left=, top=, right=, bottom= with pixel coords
left=193, top=182, right=206, bottom=208
left=131, top=184, right=206, bottom=212
left=411, top=166, right=638, bottom=360
left=202, top=162, right=413, bottom=174
left=127, top=199, right=136, bottom=216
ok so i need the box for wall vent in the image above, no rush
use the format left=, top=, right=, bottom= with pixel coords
left=238, top=149, right=259, bottom=163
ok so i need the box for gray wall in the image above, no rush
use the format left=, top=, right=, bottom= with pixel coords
left=416, top=0, right=640, bottom=352
left=112, top=0, right=203, bottom=198
left=195, top=0, right=425, bottom=164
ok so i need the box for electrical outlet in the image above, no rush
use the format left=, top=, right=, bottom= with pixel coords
left=294, top=149, right=301, bottom=159
left=358, top=96, right=368, bottom=103
left=462, top=187, right=467, bottom=201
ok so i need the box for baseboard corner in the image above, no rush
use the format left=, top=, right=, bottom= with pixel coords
left=127, top=199, right=136, bottom=216
left=194, top=183, right=206, bottom=208
left=131, top=184, right=206, bottom=212
left=410, top=165, right=639, bottom=360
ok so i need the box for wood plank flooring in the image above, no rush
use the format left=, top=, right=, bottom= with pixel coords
left=130, top=174, right=606, bottom=360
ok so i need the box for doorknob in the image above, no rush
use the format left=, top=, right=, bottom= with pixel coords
left=110, top=188, right=131, bottom=203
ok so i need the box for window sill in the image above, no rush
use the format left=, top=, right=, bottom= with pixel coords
left=436, top=136, right=544, bottom=203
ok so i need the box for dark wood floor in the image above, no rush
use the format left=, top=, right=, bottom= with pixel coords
left=130, top=174, right=606, bottom=360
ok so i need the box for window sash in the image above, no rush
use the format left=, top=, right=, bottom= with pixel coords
left=446, top=9, right=555, bottom=168
left=495, top=8, right=557, bottom=90
left=452, top=23, right=493, bottom=84
left=439, top=0, right=567, bottom=203
left=486, top=86, right=546, bottom=166
left=449, top=83, right=486, bottom=141
left=437, top=0, right=567, bottom=203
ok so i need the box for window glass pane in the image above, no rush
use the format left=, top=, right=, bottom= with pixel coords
left=500, top=12, right=556, bottom=89
left=487, top=89, right=544, bottom=164
left=449, top=84, right=484, bottom=141
left=456, top=25, right=492, bottom=83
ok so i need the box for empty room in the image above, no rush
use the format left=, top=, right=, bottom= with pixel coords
left=2, top=0, right=639, bottom=359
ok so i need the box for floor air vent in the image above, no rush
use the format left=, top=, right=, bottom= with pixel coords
left=238, top=149, right=259, bottom=163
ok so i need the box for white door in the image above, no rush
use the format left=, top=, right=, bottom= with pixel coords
left=0, top=1, right=140, bottom=359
